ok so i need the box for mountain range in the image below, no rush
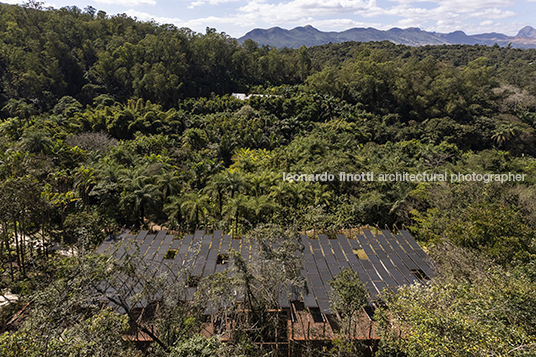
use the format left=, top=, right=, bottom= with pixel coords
left=238, top=25, right=536, bottom=49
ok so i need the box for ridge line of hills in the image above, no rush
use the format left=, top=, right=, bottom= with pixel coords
left=238, top=24, right=536, bottom=49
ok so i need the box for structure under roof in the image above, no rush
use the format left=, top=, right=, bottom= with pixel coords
left=96, top=229, right=435, bottom=317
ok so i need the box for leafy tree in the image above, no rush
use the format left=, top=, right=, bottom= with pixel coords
left=376, top=267, right=536, bottom=357
left=329, top=268, right=369, bottom=356
left=169, top=335, right=221, bottom=357
left=446, top=203, right=535, bottom=266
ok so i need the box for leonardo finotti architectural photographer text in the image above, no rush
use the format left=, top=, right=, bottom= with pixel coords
left=282, top=172, right=526, bottom=184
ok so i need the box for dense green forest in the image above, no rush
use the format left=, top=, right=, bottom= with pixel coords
left=2, top=2, right=536, bottom=356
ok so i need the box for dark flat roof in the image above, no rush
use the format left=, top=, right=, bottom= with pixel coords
left=97, top=229, right=434, bottom=314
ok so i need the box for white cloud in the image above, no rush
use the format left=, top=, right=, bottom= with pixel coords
left=188, top=1, right=204, bottom=7
left=238, top=0, right=380, bottom=23
left=125, top=9, right=256, bottom=36
left=181, top=14, right=258, bottom=34
left=308, top=18, right=385, bottom=29
left=188, top=0, right=241, bottom=8
left=92, top=0, right=530, bottom=38
left=471, top=8, right=515, bottom=19
left=2, top=0, right=56, bottom=7
left=234, top=0, right=520, bottom=32
left=434, top=0, right=515, bottom=11
left=125, top=9, right=181, bottom=23
left=96, top=0, right=156, bottom=6
left=448, top=20, right=526, bottom=35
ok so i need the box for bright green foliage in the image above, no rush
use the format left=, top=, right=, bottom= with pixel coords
left=446, top=203, right=535, bottom=265
left=330, top=268, right=368, bottom=318
left=170, top=335, right=221, bottom=357
left=377, top=269, right=536, bottom=357
left=329, top=268, right=370, bottom=356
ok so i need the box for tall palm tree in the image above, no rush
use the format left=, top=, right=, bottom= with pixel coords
left=248, top=195, right=274, bottom=224
left=491, top=123, right=517, bottom=147
left=269, top=181, right=293, bottom=206
left=157, top=169, right=182, bottom=201
left=2, top=99, right=37, bottom=125
left=0, top=118, right=24, bottom=140
left=202, top=172, right=227, bottom=220
left=118, top=165, right=147, bottom=191
left=164, top=195, right=184, bottom=230
left=19, top=131, right=53, bottom=154
left=74, top=166, right=98, bottom=208
left=48, top=190, right=80, bottom=244
left=16, top=101, right=37, bottom=123
left=224, top=171, right=247, bottom=199
left=290, top=182, right=313, bottom=209
left=132, top=182, right=162, bottom=227
left=97, top=160, right=123, bottom=184
left=312, top=184, right=332, bottom=206
left=224, top=195, right=250, bottom=237
left=181, top=191, right=208, bottom=229
left=246, top=172, right=271, bottom=198
left=120, top=171, right=162, bottom=227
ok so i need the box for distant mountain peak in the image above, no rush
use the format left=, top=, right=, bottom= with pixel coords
left=293, top=25, right=318, bottom=32
left=517, top=26, right=536, bottom=39
left=238, top=25, right=536, bottom=49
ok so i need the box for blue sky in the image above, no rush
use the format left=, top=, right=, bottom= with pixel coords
left=5, top=0, right=536, bottom=38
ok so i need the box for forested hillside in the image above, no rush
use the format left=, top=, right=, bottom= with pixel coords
left=2, top=2, right=536, bottom=356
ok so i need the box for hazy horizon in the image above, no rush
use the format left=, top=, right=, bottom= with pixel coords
left=2, top=0, right=535, bottom=38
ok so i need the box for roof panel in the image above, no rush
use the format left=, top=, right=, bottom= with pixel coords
left=191, top=234, right=212, bottom=271
left=220, top=235, right=231, bottom=254
left=178, top=235, right=194, bottom=256
left=349, top=239, right=360, bottom=250
left=360, top=259, right=374, bottom=270
left=215, top=264, right=227, bottom=273
left=317, top=299, right=331, bottom=315
left=377, top=232, right=396, bottom=254
left=104, top=228, right=436, bottom=314
left=313, top=287, right=328, bottom=301
left=304, top=292, right=317, bottom=308
left=396, top=231, right=435, bottom=278
left=388, top=254, right=415, bottom=279
left=300, top=234, right=310, bottom=247
left=331, top=236, right=350, bottom=270
left=310, top=275, right=323, bottom=288
left=169, top=238, right=181, bottom=251
left=387, top=268, right=411, bottom=285
left=230, top=239, right=240, bottom=251
left=185, top=287, right=196, bottom=301
left=278, top=289, right=290, bottom=308
left=203, top=260, right=218, bottom=277
left=136, top=230, right=149, bottom=242
left=373, top=281, right=388, bottom=296
left=320, top=270, right=333, bottom=283
left=240, top=240, right=250, bottom=260
left=366, top=269, right=381, bottom=281
left=356, top=234, right=370, bottom=248
left=113, top=236, right=136, bottom=260
left=96, top=230, right=130, bottom=254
